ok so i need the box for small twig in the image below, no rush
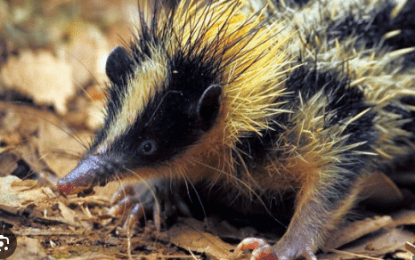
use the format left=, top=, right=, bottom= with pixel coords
left=188, top=248, right=201, bottom=260
left=127, top=228, right=133, bottom=260
left=13, top=230, right=84, bottom=236
left=117, top=252, right=198, bottom=259
left=324, top=248, right=383, bottom=260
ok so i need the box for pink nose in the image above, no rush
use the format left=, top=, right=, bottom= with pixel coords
left=57, top=156, right=100, bottom=194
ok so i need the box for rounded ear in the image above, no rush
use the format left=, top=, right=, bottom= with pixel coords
left=197, top=85, right=222, bottom=131
left=105, top=46, right=133, bottom=84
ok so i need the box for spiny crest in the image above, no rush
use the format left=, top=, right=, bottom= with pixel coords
left=137, top=0, right=293, bottom=147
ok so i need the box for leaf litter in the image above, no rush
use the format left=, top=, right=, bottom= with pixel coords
left=0, top=0, right=415, bottom=259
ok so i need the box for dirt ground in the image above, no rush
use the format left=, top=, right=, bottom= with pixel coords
left=1, top=1, right=415, bottom=259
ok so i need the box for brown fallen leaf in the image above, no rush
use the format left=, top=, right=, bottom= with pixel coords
left=350, top=228, right=414, bottom=256
left=0, top=176, right=88, bottom=228
left=57, top=201, right=87, bottom=228
left=165, top=218, right=235, bottom=259
left=37, top=115, right=91, bottom=178
left=393, top=210, right=415, bottom=227
left=67, top=20, right=110, bottom=88
left=321, top=227, right=415, bottom=260
left=320, top=249, right=384, bottom=260
left=325, top=215, right=394, bottom=250
left=0, top=102, right=88, bottom=183
left=394, top=251, right=413, bottom=260
left=0, top=50, right=75, bottom=114
left=0, top=176, right=55, bottom=214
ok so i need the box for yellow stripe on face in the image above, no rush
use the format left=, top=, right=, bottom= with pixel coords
left=101, top=46, right=169, bottom=151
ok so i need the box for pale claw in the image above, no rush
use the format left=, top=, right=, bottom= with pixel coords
left=235, top=238, right=267, bottom=254
left=302, top=247, right=317, bottom=260
left=251, top=244, right=279, bottom=260
left=234, top=238, right=275, bottom=260
left=108, top=179, right=191, bottom=232
left=234, top=237, right=317, bottom=260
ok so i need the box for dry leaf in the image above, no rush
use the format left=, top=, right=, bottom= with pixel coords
left=67, top=21, right=110, bottom=88
left=325, top=216, right=394, bottom=249
left=321, top=228, right=415, bottom=260
left=167, top=218, right=234, bottom=259
left=0, top=102, right=88, bottom=181
left=394, top=251, right=413, bottom=260
left=57, top=201, right=83, bottom=227
left=393, top=210, right=415, bottom=226
left=346, top=228, right=414, bottom=256
left=0, top=176, right=56, bottom=214
left=0, top=50, right=75, bottom=114
left=37, top=118, right=90, bottom=178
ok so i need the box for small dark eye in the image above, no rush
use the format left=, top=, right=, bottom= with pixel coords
left=140, top=139, right=157, bottom=155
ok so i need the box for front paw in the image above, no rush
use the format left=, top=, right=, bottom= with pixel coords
left=234, top=237, right=317, bottom=260
left=108, top=179, right=191, bottom=232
